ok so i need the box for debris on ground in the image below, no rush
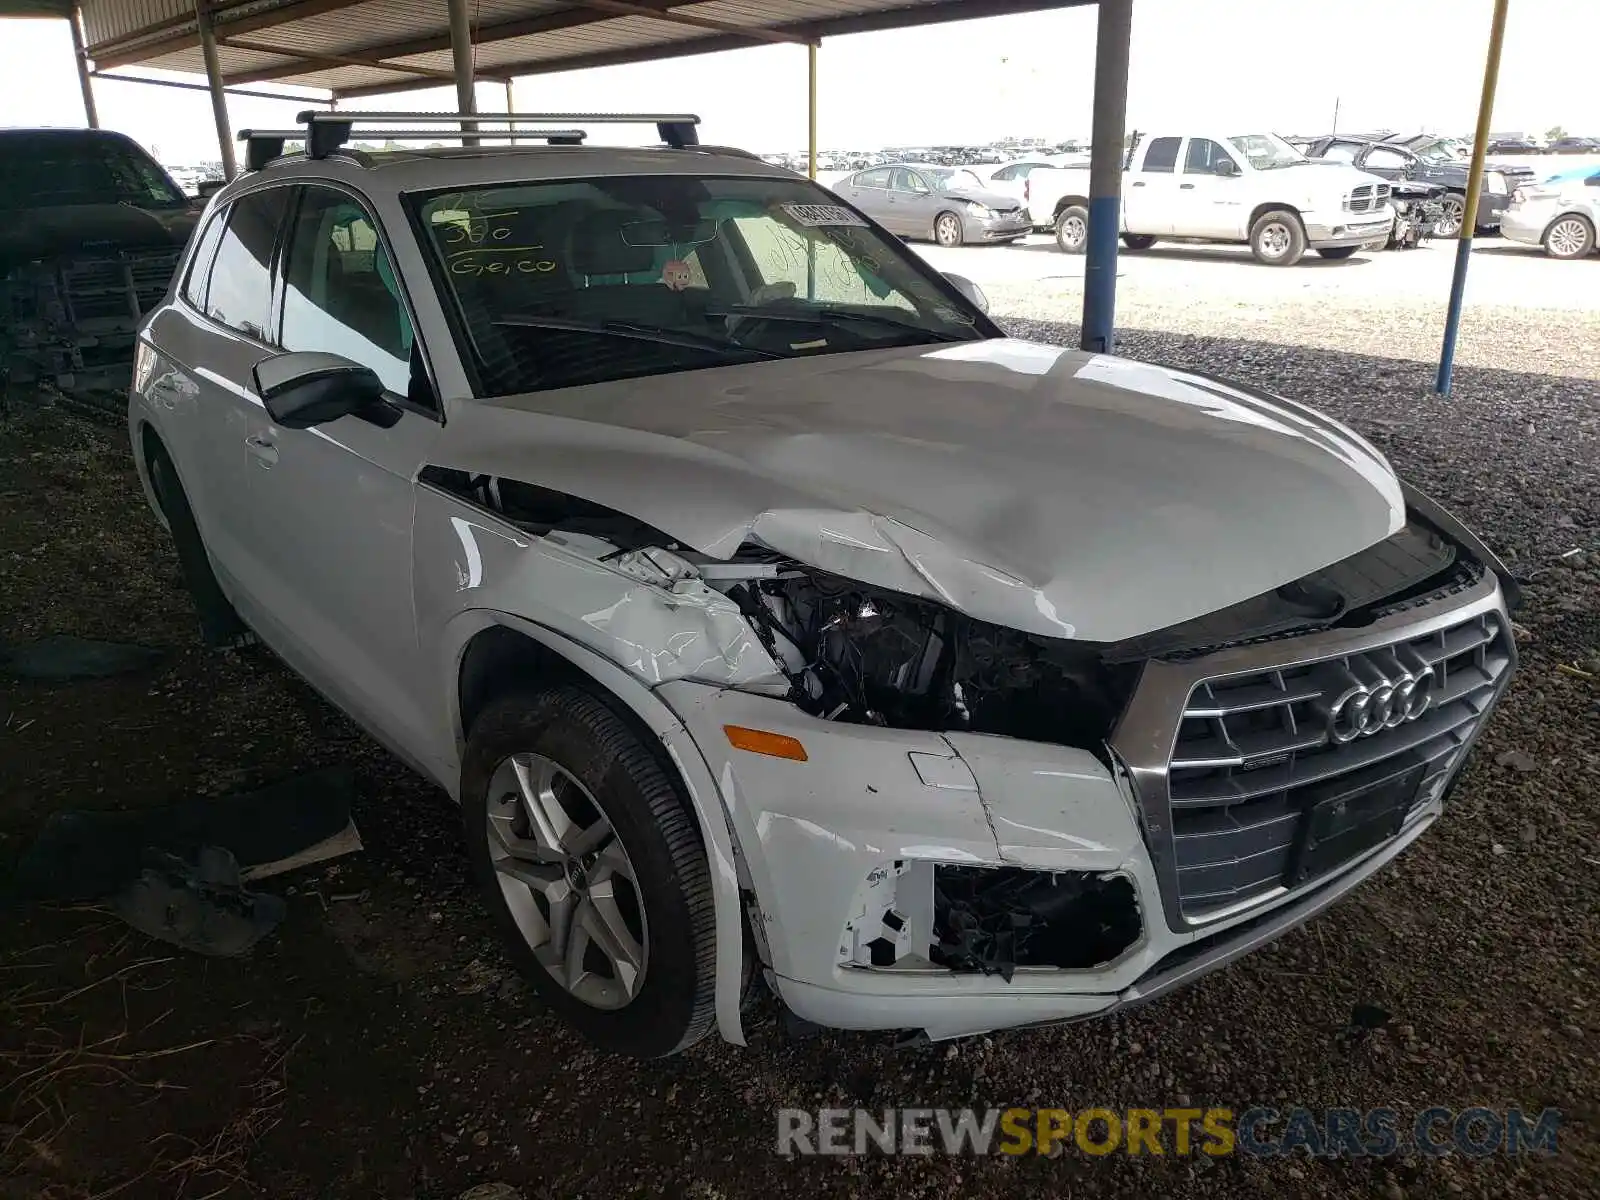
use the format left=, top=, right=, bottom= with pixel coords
left=112, top=845, right=287, bottom=956
left=0, top=634, right=165, bottom=680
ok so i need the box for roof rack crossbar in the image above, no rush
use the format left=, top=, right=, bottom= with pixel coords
left=295, top=110, right=700, bottom=153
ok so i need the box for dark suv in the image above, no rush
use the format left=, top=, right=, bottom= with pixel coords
left=1297, top=135, right=1537, bottom=237
left=0, top=128, right=200, bottom=393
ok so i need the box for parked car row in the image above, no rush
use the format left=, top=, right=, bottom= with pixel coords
left=833, top=164, right=1032, bottom=245
left=1501, top=166, right=1600, bottom=259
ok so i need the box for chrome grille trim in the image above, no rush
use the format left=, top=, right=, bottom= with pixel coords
left=1109, top=572, right=1514, bottom=931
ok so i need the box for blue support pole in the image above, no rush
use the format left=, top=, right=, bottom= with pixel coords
left=1435, top=0, right=1510, bottom=396
left=1081, top=0, right=1132, bottom=354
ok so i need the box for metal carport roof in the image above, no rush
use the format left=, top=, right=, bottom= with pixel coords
left=75, top=1, right=1090, bottom=99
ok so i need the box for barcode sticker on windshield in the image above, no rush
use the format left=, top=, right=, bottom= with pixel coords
left=782, top=203, right=867, bottom=228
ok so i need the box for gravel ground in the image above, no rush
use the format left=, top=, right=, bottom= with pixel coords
left=2, top=316, right=1597, bottom=1199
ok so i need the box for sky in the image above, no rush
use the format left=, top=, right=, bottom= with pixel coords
left=1, top=0, right=1595, bottom=166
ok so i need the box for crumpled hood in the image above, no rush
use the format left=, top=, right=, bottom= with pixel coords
left=435, top=339, right=1404, bottom=642
left=941, top=186, right=1024, bottom=210
left=0, top=204, right=199, bottom=269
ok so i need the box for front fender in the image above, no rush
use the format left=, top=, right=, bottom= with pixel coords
left=435, top=608, right=750, bottom=1047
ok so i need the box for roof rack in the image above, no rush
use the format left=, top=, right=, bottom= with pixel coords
left=237, top=111, right=699, bottom=171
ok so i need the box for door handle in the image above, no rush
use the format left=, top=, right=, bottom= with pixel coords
left=1179, top=183, right=1196, bottom=190
left=245, top=433, right=279, bottom=468
left=1131, top=181, right=1146, bottom=187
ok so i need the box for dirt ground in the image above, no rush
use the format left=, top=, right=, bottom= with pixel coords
left=2, top=335, right=1597, bottom=1199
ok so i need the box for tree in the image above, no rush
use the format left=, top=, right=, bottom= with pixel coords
left=1546, top=125, right=1566, bottom=143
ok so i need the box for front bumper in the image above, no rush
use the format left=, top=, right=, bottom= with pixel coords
left=657, top=573, right=1512, bottom=1041
left=1304, top=212, right=1396, bottom=248
left=969, top=210, right=1032, bottom=241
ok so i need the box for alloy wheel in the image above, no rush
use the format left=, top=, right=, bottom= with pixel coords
left=1546, top=217, right=1592, bottom=259
left=1434, top=197, right=1464, bottom=238
left=486, top=752, right=648, bottom=1011
left=1059, top=213, right=1087, bottom=251
left=1258, top=221, right=1292, bottom=259
left=936, top=214, right=962, bottom=246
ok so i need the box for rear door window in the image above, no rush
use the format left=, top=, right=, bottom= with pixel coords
left=1140, top=137, right=1181, bottom=173
left=205, top=187, right=290, bottom=341
left=181, top=207, right=227, bottom=311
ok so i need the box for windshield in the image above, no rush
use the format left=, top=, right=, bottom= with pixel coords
left=411, top=174, right=989, bottom=395
left=920, top=167, right=985, bottom=191
left=0, top=134, right=187, bottom=210
left=1226, top=133, right=1307, bottom=170
left=1413, top=139, right=1465, bottom=165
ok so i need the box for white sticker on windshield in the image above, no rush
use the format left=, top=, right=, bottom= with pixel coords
left=782, top=203, right=867, bottom=228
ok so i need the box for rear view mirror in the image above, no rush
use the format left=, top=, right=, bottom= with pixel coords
left=943, top=272, right=989, bottom=314
left=253, top=351, right=393, bottom=430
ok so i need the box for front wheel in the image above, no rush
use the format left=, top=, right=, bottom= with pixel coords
left=1433, top=194, right=1466, bottom=239
left=1054, top=205, right=1089, bottom=253
left=1544, top=214, right=1595, bottom=260
left=462, top=686, right=717, bottom=1058
left=1316, top=246, right=1360, bottom=260
left=1249, top=210, right=1308, bottom=266
left=933, top=211, right=964, bottom=247
left=1121, top=234, right=1157, bottom=250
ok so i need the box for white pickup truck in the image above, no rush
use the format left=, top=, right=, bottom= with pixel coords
left=1027, top=131, right=1397, bottom=265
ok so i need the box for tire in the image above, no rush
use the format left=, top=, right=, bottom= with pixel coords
left=462, top=686, right=717, bottom=1059
left=144, top=435, right=255, bottom=649
left=1543, top=213, right=1595, bottom=260
left=933, top=211, right=964, bottom=247
left=1316, top=246, right=1360, bottom=260
left=1249, top=209, right=1308, bottom=266
left=1054, top=205, right=1089, bottom=254
left=1433, top=194, right=1466, bottom=239
left=1121, top=234, right=1157, bottom=250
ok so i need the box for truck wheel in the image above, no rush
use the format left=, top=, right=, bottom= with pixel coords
left=1249, top=210, right=1307, bottom=266
left=1433, top=194, right=1465, bottom=239
left=1544, top=214, right=1595, bottom=260
left=934, top=211, right=964, bottom=247
left=1121, top=234, right=1157, bottom=250
left=462, top=686, right=717, bottom=1059
left=1316, top=246, right=1359, bottom=260
left=1054, top=205, right=1089, bottom=253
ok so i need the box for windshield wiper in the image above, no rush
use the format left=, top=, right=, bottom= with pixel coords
left=492, top=314, right=779, bottom=359
left=707, top=304, right=971, bottom=342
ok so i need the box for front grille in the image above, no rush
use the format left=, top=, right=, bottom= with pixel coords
left=1165, top=611, right=1509, bottom=918
left=1344, top=184, right=1392, bottom=213
left=1110, top=575, right=1515, bottom=932
left=59, top=249, right=180, bottom=322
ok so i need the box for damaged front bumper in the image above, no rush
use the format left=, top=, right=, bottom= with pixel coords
left=656, top=570, right=1512, bottom=1042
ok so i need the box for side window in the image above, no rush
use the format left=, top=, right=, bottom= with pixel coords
left=205, top=188, right=290, bottom=340
left=893, top=169, right=930, bottom=194
left=1322, top=142, right=1361, bottom=163
left=181, top=207, right=227, bottom=311
left=990, top=165, right=1017, bottom=181
left=1183, top=138, right=1236, bottom=175
left=1140, top=137, right=1181, bottom=173
left=1364, top=147, right=1411, bottom=171
left=856, top=168, right=891, bottom=189
left=280, top=186, right=416, bottom=399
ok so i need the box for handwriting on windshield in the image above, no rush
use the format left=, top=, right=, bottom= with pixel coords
left=433, top=198, right=559, bottom=277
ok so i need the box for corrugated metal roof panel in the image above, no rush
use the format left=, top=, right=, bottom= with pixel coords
left=79, top=0, right=188, bottom=49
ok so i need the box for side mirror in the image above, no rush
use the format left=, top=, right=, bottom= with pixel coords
left=943, top=271, right=989, bottom=314
left=252, top=351, right=394, bottom=430
left=197, top=179, right=225, bottom=198
left=1214, top=158, right=1240, bottom=177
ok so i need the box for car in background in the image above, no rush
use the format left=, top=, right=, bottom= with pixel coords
left=1546, top=136, right=1600, bottom=156
left=1, top=128, right=199, bottom=393
left=836, top=163, right=1031, bottom=246
left=1500, top=167, right=1600, bottom=258
left=1297, top=135, right=1536, bottom=236
left=980, top=155, right=1089, bottom=226
left=1486, top=137, right=1541, bottom=155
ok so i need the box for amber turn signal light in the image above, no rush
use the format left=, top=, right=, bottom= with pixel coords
left=723, top=725, right=808, bottom=761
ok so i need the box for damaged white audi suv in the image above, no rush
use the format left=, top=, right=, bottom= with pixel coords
left=130, top=112, right=1518, bottom=1058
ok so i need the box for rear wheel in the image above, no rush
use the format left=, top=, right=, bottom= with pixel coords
left=462, top=686, right=717, bottom=1058
left=144, top=435, right=254, bottom=649
left=1316, top=246, right=1360, bottom=260
left=1121, top=234, right=1157, bottom=250
left=1054, top=205, right=1089, bottom=254
left=1544, top=214, right=1595, bottom=260
left=1433, top=193, right=1466, bottom=238
left=1249, top=210, right=1307, bottom=266
left=934, top=211, right=964, bottom=247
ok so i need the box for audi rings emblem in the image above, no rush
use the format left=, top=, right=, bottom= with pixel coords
left=1324, top=663, right=1434, bottom=744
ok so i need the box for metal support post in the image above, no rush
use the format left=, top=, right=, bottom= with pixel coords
left=1081, top=0, right=1132, bottom=354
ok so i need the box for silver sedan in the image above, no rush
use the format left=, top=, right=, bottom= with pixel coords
left=835, top=163, right=1032, bottom=246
